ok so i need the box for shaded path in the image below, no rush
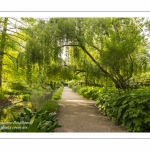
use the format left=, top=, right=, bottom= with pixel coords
left=55, top=87, right=126, bottom=132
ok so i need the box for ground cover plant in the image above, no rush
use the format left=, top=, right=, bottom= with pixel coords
left=0, top=108, right=61, bottom=132
left=0, top=86, right=63, bottom=132
left=96, top=87, right=150, bottom=132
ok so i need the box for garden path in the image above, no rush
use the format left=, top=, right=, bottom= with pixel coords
left=55, top=87, right=126, bottom=132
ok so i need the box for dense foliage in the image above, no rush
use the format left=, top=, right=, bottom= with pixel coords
left=0, top=86, right=63, bottom=132
left=1, top=17, right=149, bottom=92
left=1, top=108, right=61, bottom=132
left=1, top=17, right=150, bottom=132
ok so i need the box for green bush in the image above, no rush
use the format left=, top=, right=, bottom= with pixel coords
left=78, top=86, right=101, bottom=100
left=22, top=94, right=31, bottom=101
left=22, top=89, right=32, bottom=95
left=73, top=85, right=116, bottom=101
left=13, top=90, right=22, bottom=95
left=96, top=87, right=150, bottom=132
left=10, top=82, right=28, bottom=91
left=39, top=86, right=63, bottom=113
left=3, top=90, right=23, bottom=96
left=0, top=85, right=63, bottom=132
left=0, top=108, right=61, bottom=132
left=52, top=86, right=64, bottom=100
left=0, top=92, right=5, bottom=100
left=68, top=81, right=82, bottom=92
left=3, top=89, right=31, bottom=95
left=3, top=90, right=14, bottom=95
left=41, top=100, right=58, bottom=112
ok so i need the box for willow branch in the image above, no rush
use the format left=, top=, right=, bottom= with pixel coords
left=6, top=36, right=26, bottom=49
left=8, top=34, right=27, bottom=42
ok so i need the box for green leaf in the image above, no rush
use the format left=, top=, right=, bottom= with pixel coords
left=30, top=115, right=36, bottom=125
left=24, top=108, right=32, bottom=117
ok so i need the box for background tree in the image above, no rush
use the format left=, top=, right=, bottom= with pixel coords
left=51, top=18, right=146, bottom=90
left=2, top=17, right=147, bottom=91
left=0, top=17, right=36, bottom=90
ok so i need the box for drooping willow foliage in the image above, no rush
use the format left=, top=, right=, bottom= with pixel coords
left=23, top=19, right=75, bottom=87
left=15, top=18, right=149, bottom=89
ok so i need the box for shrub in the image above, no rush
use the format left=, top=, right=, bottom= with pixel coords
left=3, top=90, right=14, bottom=95
left=10, top=82, right=28, bottom=91
left=96, top=87, right=150, bottom=132
left=0, top=108, right=61, bottom=132
left=78, top=86, right=101, bottom=100
left=0, top=86, right=63, bottom=132
left=68, top=81, right=82, bottom=92
left=0, top=92, right=5, bottom=100
left=3, top=89, right=31, bottom=95
left=22, top=94, right=31, bottom=101
left=41, top=100, right=58, bottom=112
left=52, top=86, right=64, bottom=100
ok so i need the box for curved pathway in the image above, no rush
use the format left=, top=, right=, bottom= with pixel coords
left=55, top=87, right=126, bottom=132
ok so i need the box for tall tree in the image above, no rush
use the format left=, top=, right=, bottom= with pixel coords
left=0, top=17, right=35, bottom=89
left=0, top=18, right=8, bottom=89
left=23, top=18, right=147, bottom=90
left=51, top=18, right=146, bottom=89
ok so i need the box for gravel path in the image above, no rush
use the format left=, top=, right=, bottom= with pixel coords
left=55, top=87, right=127, bottom=132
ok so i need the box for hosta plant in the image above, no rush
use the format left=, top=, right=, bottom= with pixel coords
left=0, top=108, right=61, bottom=132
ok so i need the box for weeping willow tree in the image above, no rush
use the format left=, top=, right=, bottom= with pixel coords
left=66, top=45, right=97, bottom=85
left=48, top=18, right=147, bottom=90
left=23, top=19, right=74, bottom=88
left=0, top=17, right=33, bottom=90
left=22, top=18, right=147, bottom=90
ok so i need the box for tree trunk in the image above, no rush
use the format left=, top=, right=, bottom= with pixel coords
left=79, top=43, right=130, bottom=90
left=113, top=78, right=129, bottom=90
left=64, top=38, right=131, bottom=90
left=0, top=18, right=8, bottom=89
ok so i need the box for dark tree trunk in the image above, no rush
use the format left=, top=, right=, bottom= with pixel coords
left=79, top=43, right=130, bottom=90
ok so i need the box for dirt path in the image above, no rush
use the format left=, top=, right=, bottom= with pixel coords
left=55, top=87, right=126, bottom=132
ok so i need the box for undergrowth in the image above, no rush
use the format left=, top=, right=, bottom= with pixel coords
left=0, top=86, right=64, bottom=132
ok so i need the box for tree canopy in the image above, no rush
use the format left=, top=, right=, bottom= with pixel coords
left=0, top=17, right=150, bottom=90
